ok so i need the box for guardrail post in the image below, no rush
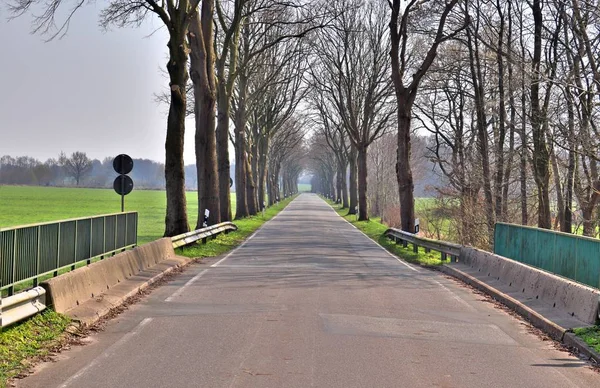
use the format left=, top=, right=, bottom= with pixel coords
left=441, top=252, right=447, bottom=261
left=425, top=247, right=431, bottom=253
left=413, top=243, right=418, bottom=254
left=402, top=240, right=408, bottom=248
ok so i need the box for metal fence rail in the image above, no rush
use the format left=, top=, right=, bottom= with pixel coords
left=494, top=222, right=600, bottom=289
left=384, top=228, right=461, bottom=261
left=171, top=222, right=237, bottom=248
left=1, top=212, right=138, bottom=295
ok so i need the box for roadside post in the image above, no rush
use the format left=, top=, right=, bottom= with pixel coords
left=113, top=154, right=134, bottom=212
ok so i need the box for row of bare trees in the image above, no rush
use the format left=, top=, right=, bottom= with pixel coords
left=11, top=0, right=600, bottom=244
left=9, top=0, right=312, bottom=235
left=309, top=0, right=600, bottom=249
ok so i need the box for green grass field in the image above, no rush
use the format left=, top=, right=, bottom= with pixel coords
left=0, top=186, right=237, bottom=244
left=297, top=183, right=311, bottom=192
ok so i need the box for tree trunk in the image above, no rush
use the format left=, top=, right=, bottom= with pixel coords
left=348, top=146, right=358, bottom=215
left=530, top=0, right=551, bottom=229
left=550, top=147, right=564, bottom=230
left=340, top=159, right=349, bottom=209
left=189, top=8, right=220, bottom=229
left=582, top=206, right=595, bottom=237
left=467, top=26, right=495, bottom=240
left=258, top=136, right=268, bottom=209
left=234, top=72, right=249, bottom=219
left=494, top=2, right=506, bottom=221
left=357, top=144, right=368, bottom=221
left=164, top=31, right=190, bottom=237
left=396, top=104, right=415, bottom=233
left=246, top=157, right=257, bottom=215
left=217, top=85, right=232, bottom=221
left=563, top=89, right=576, bottom=233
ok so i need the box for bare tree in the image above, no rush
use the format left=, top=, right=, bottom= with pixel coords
left=308, top=0, right=394, bottom=220
left=8, top=0, right=201, bottom=235
left=59, top=151, right=92, bottom=186
left=389, top=0, right=466, bottom=232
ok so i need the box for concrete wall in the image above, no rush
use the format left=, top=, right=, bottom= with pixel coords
left=460, top=247, right=600, bottom=325
left=42, top=238, right=177, bottom=314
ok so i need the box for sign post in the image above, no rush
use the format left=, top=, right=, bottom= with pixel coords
left=113, top=154, right=134, bottom=212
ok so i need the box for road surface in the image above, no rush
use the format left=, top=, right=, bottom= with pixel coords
left=18, top=194, right=600, bottom=387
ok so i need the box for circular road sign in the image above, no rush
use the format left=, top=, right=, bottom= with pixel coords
left=113, top=154, right=134, bottom=175
left=113, top=175, right=134, bottom=196
left=230, top=177, right=233, bottom=188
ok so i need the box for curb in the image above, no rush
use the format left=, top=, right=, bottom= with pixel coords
left=438, top=264, right=566, bottom=341
left=563, top=332, right=600, bottom=364
left=439, top=264, right=600, bottom=363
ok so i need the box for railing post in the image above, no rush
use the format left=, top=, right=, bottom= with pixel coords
left=88, top=219, right=93, bottom=265
left=413, top=243, right=418, bottom=254
left=9, top=230, right=17, bottom=296
left=55, top=223, right=61, bottom=277
left=441, top=252, right=447, bottom=261
left=72, top=220, right=77, bottom=271
left=103, top=216, right=106, bottom=257
left=34, top=226, right=41, bottom=287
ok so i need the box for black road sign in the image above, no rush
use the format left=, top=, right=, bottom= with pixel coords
left=113, top=154, right=134, bottom=175
left=113, top=175, right=134, bottom=196
left=230, top=177, right=233, bottom=188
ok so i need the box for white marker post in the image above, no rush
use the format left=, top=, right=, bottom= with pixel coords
left=203, top=209, right=210, bottom=227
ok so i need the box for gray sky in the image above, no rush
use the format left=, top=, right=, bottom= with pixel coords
left=0, top=5, right=199, bottom=164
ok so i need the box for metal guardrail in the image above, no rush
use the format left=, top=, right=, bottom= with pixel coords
left=1, top=212, right=138, bottom=296
left=1, top=286, right=46, bottom=328
left=0, top=218, right=238, bottom=330
left=384, top=228, right=461, bottom=261
left=171, top=222, right=238, bottom=248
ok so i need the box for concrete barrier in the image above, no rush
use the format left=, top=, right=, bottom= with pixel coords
left=42, top=238, right=188, bottom=316
left=2, top=287, right=46, bottom=328
left=459, top=246, right=600, bottom=325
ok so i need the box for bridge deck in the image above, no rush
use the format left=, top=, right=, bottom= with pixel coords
left=18, top=194, right=600, bottom=388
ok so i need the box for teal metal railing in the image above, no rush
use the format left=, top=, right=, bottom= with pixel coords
left=494, top=222, right=600, bottom=289
left=1, top=212, right=138, bottom=295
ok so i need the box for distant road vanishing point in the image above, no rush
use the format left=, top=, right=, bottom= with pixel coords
left=18, top=194, right=600, bottom=388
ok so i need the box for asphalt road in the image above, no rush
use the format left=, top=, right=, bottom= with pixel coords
left=18, top=194, right=600, bottom=388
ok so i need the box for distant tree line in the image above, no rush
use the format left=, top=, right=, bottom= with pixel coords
left=0, top=152, right=205, bottom=190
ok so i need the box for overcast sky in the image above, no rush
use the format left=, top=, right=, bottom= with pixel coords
left=0, top=4, right=200, bottom=164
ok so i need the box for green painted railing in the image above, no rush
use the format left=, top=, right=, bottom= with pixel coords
left=1, top=212, right=138, bottom=295
left=494, top=222, right=600, bottom=289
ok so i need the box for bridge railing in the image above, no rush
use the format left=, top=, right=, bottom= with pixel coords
left=1, top=212, right=138, bottom=296
left=384, top=228, right=461, bottom=261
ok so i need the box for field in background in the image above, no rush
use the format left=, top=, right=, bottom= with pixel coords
left=0, top=186, right=237, bottom=244
left=297, top=183, right=311, bottom=192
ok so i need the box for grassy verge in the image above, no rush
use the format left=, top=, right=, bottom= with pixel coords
left=325, top=199, right=444, bottom=266
left=177, top=196, right=296, bottom=259
left=573, top=326, right=600, bottom=354
left=0, top=310, right=71, bottom=387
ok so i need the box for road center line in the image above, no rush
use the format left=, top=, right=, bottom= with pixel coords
left=58, top=318, right=153, bottom=388
left=165, top=269, right=209, bottom=302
